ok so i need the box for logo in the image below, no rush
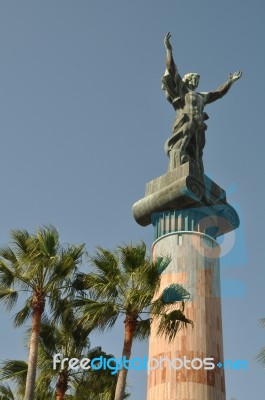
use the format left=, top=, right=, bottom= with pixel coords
left=52, top=354, right=248, bottom=375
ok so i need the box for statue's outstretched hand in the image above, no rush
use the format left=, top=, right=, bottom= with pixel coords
left=164, top=32, right=172, bottom=51
left=229, top=70, right=242, bottom=82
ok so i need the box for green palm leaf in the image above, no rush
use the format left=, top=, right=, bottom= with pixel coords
left=162, top=284, right=191, bottom=303
left=0, top=383, right=15, bottom=400
left=0, top=359, right=27, bottom=389
left=256, top=318, right=265, bottom=367
left=156, top=309, right=193, bottom=341
left=0, top=288, right=18, bottom=310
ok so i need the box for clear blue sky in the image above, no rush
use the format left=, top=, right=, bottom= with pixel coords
left=0, top=1, right=264, bottom=399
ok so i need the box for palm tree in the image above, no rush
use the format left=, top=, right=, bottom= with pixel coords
left=0, top=225, right=84, bottom=400
left=0, top=315, right=127, bottom=400
left=256, top=318, right=265, bottom=367
left=73, top=242, right=192, bottom=400
left=0, top=349, right=127, bottom=400
left=36, top=314, right=123, bottom=400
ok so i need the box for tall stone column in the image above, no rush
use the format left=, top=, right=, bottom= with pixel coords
left=132, top=162, right=239, bottom=400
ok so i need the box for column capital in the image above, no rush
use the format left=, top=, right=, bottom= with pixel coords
left=132, top=161, right=239, bottom=237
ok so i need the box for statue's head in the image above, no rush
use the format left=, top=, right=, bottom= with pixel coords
left=183, top=73, right=200, bottom=90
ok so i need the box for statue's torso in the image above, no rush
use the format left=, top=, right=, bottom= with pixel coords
left=182, top=90, right=205, bottom=117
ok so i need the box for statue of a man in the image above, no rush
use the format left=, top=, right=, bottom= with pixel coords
left=162, top=32, right=242, bottom=173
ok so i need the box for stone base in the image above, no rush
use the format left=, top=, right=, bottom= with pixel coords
left=132, top=162, right=239, bottom=237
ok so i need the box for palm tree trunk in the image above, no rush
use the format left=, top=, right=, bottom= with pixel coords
left=23, top=292, right=45, bottom=400
left=114, top=316, right=137, bottom=400
left=55, top=369, right=68, bottom=400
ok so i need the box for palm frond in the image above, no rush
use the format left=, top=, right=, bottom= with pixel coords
left=122, top=287, right=151, bottom=314
left=75, top=299, right=119, bottom=331
left=39, top=321, right=59, bottom=354
left=259, top=318, right=265, bottom=328
left=156, top=309, right=193, bottom=341
left=0, top=260, right=16, bottom=287
left=53, top=245, right=84, bottom=277
left=118, top=242, right=147, bottom=273
left=133, top=319, right=151, bottom=340
left=162, top=284, right=191, bottom=303
left=256, top=318, right=265, bottom=367
left=35, top=225, right=59, bottom=258
left=155, top=256, right=172, bottom=275
left=151, top=284, right=190, bottom=316
left=0, top=383, right=15, bottom=400
left=66, top=347, right=127, bottom=400
left=72, top=273, right=88, bottom=293
left=66, top=244, right=85, bottom=265
left=0, top=288, right=18, bottom=311
left=256, top=347, right=265, bottom=367
left=0, top=246, right=18, bottom=265
left=44, top=245, right=84, bottom=295
left=35, top=367, right=56, bottom=395
left=13, top=298, right=33, bottom=327
left=0, top=359, right=28, bottom=386
left=139, top=256, right=171, bottom=297
left=9, top=229, right=31, bottom=260
left=51, top=295, right=75, bottom=323
left=83, top=273, right=119, bottom=299
left=89, top=247, right=120, bottom=277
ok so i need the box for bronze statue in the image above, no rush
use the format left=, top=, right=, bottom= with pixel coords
left=162, top=32, right=242, bottom=173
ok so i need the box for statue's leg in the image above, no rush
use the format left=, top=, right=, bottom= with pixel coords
left=168, top=140, right=182, bottom=171
left=195, top=124, right=207, bottom=174
left=179, top=120, right=196, bottom=162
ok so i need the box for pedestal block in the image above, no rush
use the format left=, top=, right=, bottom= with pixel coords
left=132, top=162, right=239, bottom=233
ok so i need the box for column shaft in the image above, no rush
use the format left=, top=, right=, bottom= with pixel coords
left=147, top=231, right=225, bottom=400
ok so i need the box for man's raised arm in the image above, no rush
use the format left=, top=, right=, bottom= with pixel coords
left=205, top=70, right=242, bottom=104
left=164, top=32, right=177, bottom=77
left=162, top=33, right=185, bottom=108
